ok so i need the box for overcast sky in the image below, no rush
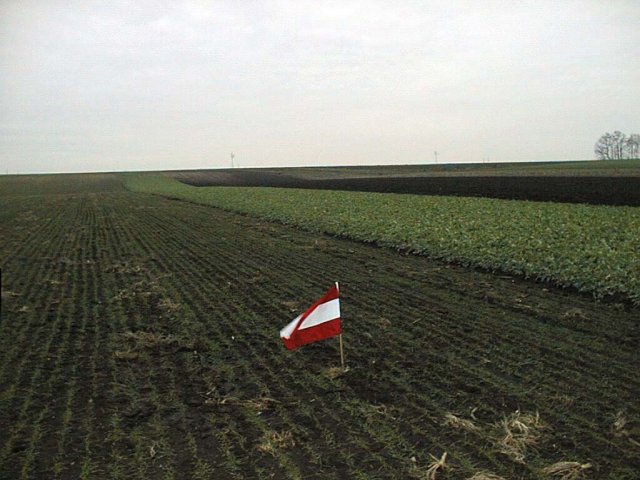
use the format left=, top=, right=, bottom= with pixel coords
left=1, top=1, right=639, bottom=174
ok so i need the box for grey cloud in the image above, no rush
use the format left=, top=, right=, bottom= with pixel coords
left=1, top=0, right=639, bottom=173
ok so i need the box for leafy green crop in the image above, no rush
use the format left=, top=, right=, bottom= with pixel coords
left=125, top=174, right=640, bottom=303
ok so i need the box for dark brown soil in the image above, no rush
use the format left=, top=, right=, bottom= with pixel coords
left=1, top=176, right=638, bottom=478
left=173, top=169, right=640, bottom=206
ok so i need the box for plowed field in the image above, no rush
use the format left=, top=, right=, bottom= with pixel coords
left=0, top=175, right=638, bottom=479
left=169, top=164, right=640, bottom=206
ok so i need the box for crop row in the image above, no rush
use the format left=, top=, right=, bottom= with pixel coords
left=1, top=179, right=638, bottom=478
left=0, top=173, right=122, bottom=197
left=111, top=191, right=638, bottom=478
left=125, top=175, right=640, bottom=303
left=117, top=191, right=640, bottom=478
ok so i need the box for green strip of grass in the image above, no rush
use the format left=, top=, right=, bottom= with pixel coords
left=124, top=174, right=640, bottom=303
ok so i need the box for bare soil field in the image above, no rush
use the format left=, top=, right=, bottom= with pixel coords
left=0, top=174, right=638, bottom=479
left=275, top=159, right=640, bottom=178
left=167, top=164, right=640, bottom=206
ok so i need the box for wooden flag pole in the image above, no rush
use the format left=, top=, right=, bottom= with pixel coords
left=339, top=334, right=345, bottom=370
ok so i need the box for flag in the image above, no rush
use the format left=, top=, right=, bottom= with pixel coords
left=280, top=283, right=341, bottom=350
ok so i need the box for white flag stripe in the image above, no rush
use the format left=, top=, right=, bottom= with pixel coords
left=298, top=298, right=340, bottom=330
left=280, top=314, right=301, bottom=339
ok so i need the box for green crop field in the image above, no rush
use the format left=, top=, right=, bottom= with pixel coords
left=126, top=174, right=640, bottom=304
left=1, top=173, right=638, bottom=479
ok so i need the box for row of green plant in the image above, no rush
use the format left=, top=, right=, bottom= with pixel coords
left=2, top=184, right=637, bottom=477
left=125, top=174, right=640, bottom=303
left=0, top=173, right=122, bottom=197
left=111, top=191, right=634, bottom=479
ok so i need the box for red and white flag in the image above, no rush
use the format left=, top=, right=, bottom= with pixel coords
left=280, top=283, right=341, bottom=350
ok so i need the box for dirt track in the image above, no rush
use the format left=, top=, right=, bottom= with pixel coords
left=171, top=169, right=640, bottom=206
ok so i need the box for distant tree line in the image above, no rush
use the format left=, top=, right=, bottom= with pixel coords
left=595, top=131, right=639, bottom=160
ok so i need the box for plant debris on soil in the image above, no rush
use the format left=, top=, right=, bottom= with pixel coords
left=0, top=173, right=639, bottom=479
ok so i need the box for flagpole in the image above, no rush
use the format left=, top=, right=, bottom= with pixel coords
left=335, top=281, right=345, bottom=370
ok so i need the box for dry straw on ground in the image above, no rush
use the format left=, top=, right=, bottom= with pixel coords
left=495, top=411, right=545, bottom=463
left=0, top=290, right=20, bottom=300
left=208, top=395, right=281, bottom=411
left=541, top=461, right=591, bottom=479
left=158, top=297, right=181, bottom=313
left=424, top=452, right=447, bottom=480
left=548, top=394, right=575, bottom=407
left=561, top=308, right=588, bottom=321
left=466, top=473, right=507, bottom=480
left=360, top=404, right=393, bottom=424
left=113, top=350, right=139, bottom=360
left=324, top=366, right=349, bottom=379
left=256, top=430, right=295, bottom=456
left=443, top=413, right=480, bottom=432
left=242, top=396, right=280, bottom=412
left=409, top=452, right=448, bottom=480
left=612, top=410, right=628, bottom=436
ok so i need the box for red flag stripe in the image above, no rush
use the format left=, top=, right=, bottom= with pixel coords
left=280, top=284, right=341, bottom=350
left=282, top=318, right=341, bottom=350
left=285, top=283, right=339, bottom=336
